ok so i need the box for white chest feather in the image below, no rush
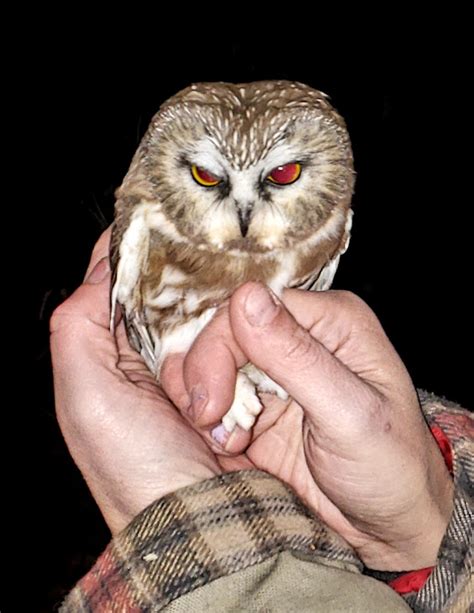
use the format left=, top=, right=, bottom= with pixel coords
left=267, top=251, right=297, bottom=297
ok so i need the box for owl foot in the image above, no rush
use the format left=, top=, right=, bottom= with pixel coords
left=221, top=372, right=263, bottom=432
left=241, top=363, right=289, bottom=400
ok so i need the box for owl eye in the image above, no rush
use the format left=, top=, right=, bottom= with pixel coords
left=191, top=164, right=221, bottom=187
left=266, top=162, right=302, bottom=185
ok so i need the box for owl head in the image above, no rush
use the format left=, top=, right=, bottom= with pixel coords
left=117, top=81, right=354, bottom=253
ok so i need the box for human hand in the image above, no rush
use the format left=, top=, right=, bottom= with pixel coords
left=163, top=283, right=454, bottom=571
left=50, top=229, right=222, bottom=535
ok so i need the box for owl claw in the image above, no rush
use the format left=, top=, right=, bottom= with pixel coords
left=221, top=372, right=263, bottom=433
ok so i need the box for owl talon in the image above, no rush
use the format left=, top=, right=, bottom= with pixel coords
left=221, top=372, right=263, bottom=433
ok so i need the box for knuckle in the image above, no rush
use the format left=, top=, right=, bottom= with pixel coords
left=337, top=290, right=368, bottom=311
left=335, top=290, right=379, bottom=326
left=49, top=293, right=81, bottom=334
left=358, top=389, right=390, bottom=433
left=285, top=326, right=318, bottom=364
left=49, top=301, right=69, bottom=333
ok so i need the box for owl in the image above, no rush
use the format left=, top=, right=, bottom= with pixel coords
left=110, top=81, right=354, bottom=433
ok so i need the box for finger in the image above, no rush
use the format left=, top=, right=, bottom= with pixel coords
left=160, top=306, right=252, bottom=455
left=50, top=261, right=111, bottom=333
left=83, top=226, right=112, bottom=280
left=51, top=226, right=112, bottom=332
left=160, top=353, right=190, bottom=410
left=280, top=288, right=415, bottom=400
left=229, top=283, right=381, bottom=440
left=50, top=268, right=118, bottom=432
left=161, top=345, right=253, bottom=455
left=182, top=305, right=247, bottom=426
left=50, top=230, right=114, bottom=366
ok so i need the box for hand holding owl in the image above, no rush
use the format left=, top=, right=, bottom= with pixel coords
left=163, top=281, right=454, bottom=571
left=50, top=230, right=222, bottom=535
left=51, top=232, right=453, bottom=572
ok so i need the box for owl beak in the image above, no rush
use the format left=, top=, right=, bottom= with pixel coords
left=237, top=204, right=253, bottom=237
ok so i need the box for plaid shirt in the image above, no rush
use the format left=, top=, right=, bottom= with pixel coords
left=61, top=393, right=473, bottom=612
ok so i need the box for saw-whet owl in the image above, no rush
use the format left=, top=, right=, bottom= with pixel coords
left=110, top=80, right=355, bottom=433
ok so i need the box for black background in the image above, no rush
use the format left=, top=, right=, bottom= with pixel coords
left=15, top=29, right=473, bottom=611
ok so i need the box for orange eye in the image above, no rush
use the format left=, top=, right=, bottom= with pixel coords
left=267, top=162, right=302, bottom=185
left=191, top=164, right=221, bottom=187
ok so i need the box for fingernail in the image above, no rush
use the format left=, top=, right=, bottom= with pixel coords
left=211, top=423, right=230, bottom=446
left=188, top=385, right=208, bottom=422
left=84, top=257, right=109, bottom=284
left=244, top=284, right=279, bottom=326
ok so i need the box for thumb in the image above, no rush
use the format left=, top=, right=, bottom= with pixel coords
left=229, top=283, right=374, bottom=440
left=50, top=228, right=112, bottom=351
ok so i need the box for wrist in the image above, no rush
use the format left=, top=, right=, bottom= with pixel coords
left=360, top=423, right=454, bottom=572
left=90, top=466, right=221, bottom=536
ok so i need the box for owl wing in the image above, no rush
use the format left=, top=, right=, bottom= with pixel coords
left=110, top=203, right=219, bottom=377
left=109, top=204, right=158, bottom=373
left=109, top=219, right=123, bottom=300
left=293, top=210, right=353, bottom=292
left=299, top=256, right=342, bottom=291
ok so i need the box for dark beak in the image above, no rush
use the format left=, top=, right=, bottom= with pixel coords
left=237, top=207, right=252, bottom=237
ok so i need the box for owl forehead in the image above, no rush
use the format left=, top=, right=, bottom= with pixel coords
left=196, top=107, right=300, bottom=169
left=152, top=81, right=342, bottom=170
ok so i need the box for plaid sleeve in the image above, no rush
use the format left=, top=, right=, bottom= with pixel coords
left=60, top=470, right=362, bottom=611
left=404, top=392, right=473, bottom=612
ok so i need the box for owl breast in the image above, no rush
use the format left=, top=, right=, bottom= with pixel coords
left=111, top=201, right=351, bottom=378
left=141, top=229, right=294, bottom=334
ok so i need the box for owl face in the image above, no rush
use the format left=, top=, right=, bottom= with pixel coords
left=125, top=81, right=354, bottom=253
